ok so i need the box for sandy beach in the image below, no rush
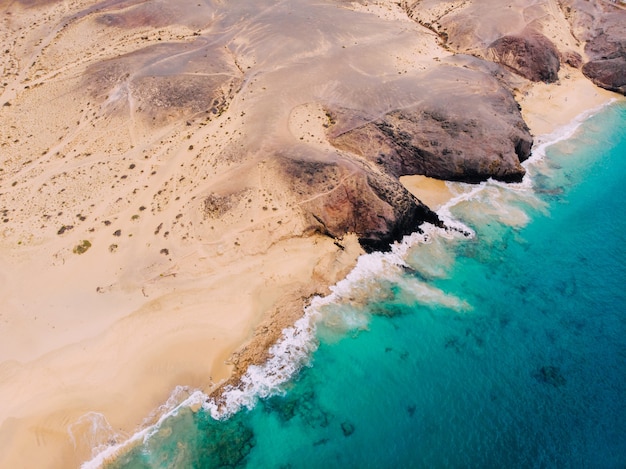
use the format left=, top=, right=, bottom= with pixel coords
left=0, top=0, right=622, bottom=466
left=517, top=67, right=618, bottom=137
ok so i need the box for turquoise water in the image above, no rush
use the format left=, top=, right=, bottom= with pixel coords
left=104, top=101, right=626, bottom=468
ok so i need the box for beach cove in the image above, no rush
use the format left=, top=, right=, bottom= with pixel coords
left=0, top=0, right=624, bottom=466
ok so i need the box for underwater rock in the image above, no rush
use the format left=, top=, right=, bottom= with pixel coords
left=533, top=365, right=566, bottom=387
left=313, top=438, right=330, bottom=447
left=264, top=395, right=298, bottom=423
left=195, top=416, right=256, bottom=468
left=341, top=421, right=355, bottom=437
left=264, top=389, right=333, bottom=429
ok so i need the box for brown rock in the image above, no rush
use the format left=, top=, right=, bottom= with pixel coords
left=559, top=0, right=626, bottom=95
left=582, top=22, right=626, bottom=95
left=327, top=67, right=532, bottom=184
left=562, top=50, right=583, bottom=68
left=487, top=30, right=561, bottom=83
left=281, top=157, right=440, bottom=253
left=585, top=30, right=625, bottom=60
left=582, top=58, right=626, bottom=94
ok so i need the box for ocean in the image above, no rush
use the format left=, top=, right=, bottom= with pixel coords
left=95, top=100, right=626, bottom=468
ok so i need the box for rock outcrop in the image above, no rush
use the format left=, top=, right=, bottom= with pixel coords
left=2, top=0, right=624, bottom=465
left=559, top=0, right=626, bottom=95
left=582, top=27, right=626, bottom=95
left=327, top=67, right=533, bottom=184
left=282, top=64, right=536, bottom=252
left=562, top=50, right=583, bottom=68
left=402, top=0, right=625, bottom=94
left=487, top=30, right=561, bottom=83
left=281, top=157, right=441, bottom=253
left=583, top=58, right=626, bottom=94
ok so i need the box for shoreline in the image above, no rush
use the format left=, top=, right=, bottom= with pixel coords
left=0, top=232, right=363, bottom=468
left=83, top=91, right=623, bottom=467
left=516, top=67, right=619, bottom=138
left=0, top=0, right=624, bottom=466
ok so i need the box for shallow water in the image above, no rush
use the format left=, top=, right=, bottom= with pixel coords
left=101, top=102, right=626, bottom=468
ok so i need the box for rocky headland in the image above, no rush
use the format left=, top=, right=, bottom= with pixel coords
left=0, top=0, right=624, bottom=466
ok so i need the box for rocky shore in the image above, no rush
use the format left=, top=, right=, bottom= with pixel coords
left=0, top=0, right=623, bottom=466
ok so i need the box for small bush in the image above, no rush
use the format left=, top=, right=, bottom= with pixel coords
left=73, top=240, right=92, bottom=254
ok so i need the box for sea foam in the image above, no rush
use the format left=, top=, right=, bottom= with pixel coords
left=205, top=222, right=469, bottom=420
left=524, top=99, right=618, bottom=171
left=80, top=388, right=207, bottom=469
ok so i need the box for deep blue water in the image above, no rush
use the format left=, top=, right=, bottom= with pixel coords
left=105, top=101, right=626, bottom=469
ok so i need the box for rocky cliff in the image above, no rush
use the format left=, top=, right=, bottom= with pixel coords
left=327, top=66, right=532, bottom=185
left=557, top=0, right=626, bottom=94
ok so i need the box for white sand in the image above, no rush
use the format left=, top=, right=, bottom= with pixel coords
left=517, top=67, right=618, bottom=137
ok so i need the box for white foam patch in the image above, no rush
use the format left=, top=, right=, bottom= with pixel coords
left=204, top=309, right=321, bottom=419
left=405, top=238, right=455, bottom=280
left=434, top=100, right=617, bottom=235
left=395, top=275, right=470, bottom=312
left=80, top=388, right=207, bottom=469
left=203, top=223, right=475, bottom=419
left=68, top=412, right=122, bottom=458
left=523, top=99, right=618, bottom=176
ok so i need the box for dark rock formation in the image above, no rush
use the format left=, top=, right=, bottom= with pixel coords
left=282, top=157, right=441, bottom=253
left=361, top=171, right=442, bottom=252
left=585, top=30, right=625, bottom=59
left=194, top=413, right=256, bottom=468
left=274, top=65, right=536, bottom=253
left=583, top=58, right=626, bottom=94
left=559, top=0, right=626, bottom=95
left=487, top=30, right=561, bottom=83
left=533, top=365, right=566, bottom=387
left=582, top=27, right=626, bottom=95
left=327, top=67, right=532, bottom=185
left=562, top=50, right=583, bottom=68
left=341, top=421, right=356, bottom=437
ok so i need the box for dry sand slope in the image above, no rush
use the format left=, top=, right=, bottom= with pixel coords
left=0, top=0, right=622, bottom=466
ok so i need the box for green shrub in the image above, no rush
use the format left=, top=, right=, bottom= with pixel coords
left=73, top=240, right=92, bottom=254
